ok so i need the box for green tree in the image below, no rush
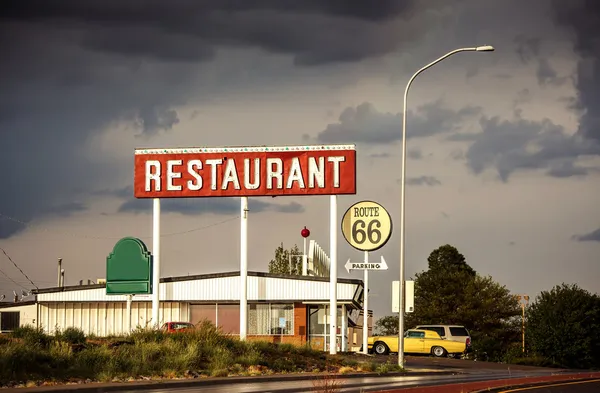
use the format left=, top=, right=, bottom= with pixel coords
left=268, top=243, right=303, bottom=275
left=405, top=244, right=521, bottom=361
left=374, top=315, right=399, bottom=336
left=526, top=283, right=600, bottom=369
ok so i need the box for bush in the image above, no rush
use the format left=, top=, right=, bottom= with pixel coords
left=56, top=327, right=86, bottom=345
left=10, top=325, right=50, bottom=348
left=0, top=321, right=404, bottom=386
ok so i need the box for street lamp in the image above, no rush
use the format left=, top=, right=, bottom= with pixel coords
left=397, top=45, right=495, bottom=368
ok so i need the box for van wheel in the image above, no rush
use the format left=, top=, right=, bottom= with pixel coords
left=432, top=346, right=447, bottom=357
left=374, top=342, right=390, bottom=355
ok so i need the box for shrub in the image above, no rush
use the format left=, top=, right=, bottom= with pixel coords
left=57, top=327, right=86, bottom=345
left=10, top=325, right=50, bottom=348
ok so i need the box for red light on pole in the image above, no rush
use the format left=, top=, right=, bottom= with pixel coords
left=301, top=226, right=310, bottom=238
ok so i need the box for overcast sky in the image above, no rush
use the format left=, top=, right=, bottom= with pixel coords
left=1, top=0, right=599, bottom=319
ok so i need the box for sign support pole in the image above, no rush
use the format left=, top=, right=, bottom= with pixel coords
left=240, top=196, right=248, bottom=341
left=363, top=250, right=369, bottom=354
left=329, top=194, right=338, bottom=355
left=126, top=294, right=133, bottom=333
left=152, top=198, right=161, bottom=328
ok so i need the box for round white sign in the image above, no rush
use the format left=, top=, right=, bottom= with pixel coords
left=341, top=200, right=393, bottom=252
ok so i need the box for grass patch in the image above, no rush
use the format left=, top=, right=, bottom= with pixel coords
left=0, top=322, right=404, bottom=387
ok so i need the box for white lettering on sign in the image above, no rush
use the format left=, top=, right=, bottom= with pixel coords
left=287, top=157, right=305, bottom=189
left=145, top=160, right=161, bottom=191
left=187, top=160, right=203, bottom=191
left=134, top=145, right=357, bottom=198
left=167, top=160, right=183, bottom=191
left=308, top=157, right=325, bottom=188
left=267, top=158, right=283, bottom=190
left=244, top=158, right=260, bottom=190
left=222, top=159, right=241, bottom=190
left=327, top=156, right=345, bottom=188
left=206, top=159, right=223, bottom=191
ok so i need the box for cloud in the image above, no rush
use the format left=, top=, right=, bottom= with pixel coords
left=405, top=176, right=442, bottom=186
left=0, top=0, right=447, bottom=239
left=408, top=149, right=423, bottom=160
left=1, top=0, right=430, bottom=67
left=514, top=34, right=566, bottom=87
left=316, top=100, right=481, bottom=144
left=118, top=198, right=304, bottom=215
left=572, top=227, right=600, bottom=242
left=456, top=114, right=600, bottom=181
left=551, top=0, right=600, bottom=142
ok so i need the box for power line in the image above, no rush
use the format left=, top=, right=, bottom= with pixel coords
left=0, top=247, right=38, bottom=289
left=0, top=266, right=29, bottom=290
left=0, top=212, right=239, bottom=240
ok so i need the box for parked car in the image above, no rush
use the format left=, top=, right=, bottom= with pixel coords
left=160, top=321, right=195, bottom=333
left=367, top=329, right=466, bottom=357
left=414, top=324, right=472, bottom=352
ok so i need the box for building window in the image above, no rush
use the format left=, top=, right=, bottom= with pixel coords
left=0, top=312, right=20, bottom=332
left=248, top=303, right=293, bottom=335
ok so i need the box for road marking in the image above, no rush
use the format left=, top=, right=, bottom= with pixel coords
left=499, top=378, right=600, bottom=392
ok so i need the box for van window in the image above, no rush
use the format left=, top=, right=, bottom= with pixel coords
left=449, top=327, right=469, bottom=336
left=418, top=326, right=445, bottom=337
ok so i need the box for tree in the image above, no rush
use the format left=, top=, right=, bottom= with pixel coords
left=268, top=243, right=303, bottom=275
left=374, top=315, right=399, bottom=336
left=405, top=244, right=521, bottom=361
left=526, top=283, right=600, bottom=369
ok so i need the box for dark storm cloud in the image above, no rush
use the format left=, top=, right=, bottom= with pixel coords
left=0, top=0, right=437, bottom=239
left=552, top=0, right=600, bottom=142
left=458, top=115, right=600, bottom=181
left=1, top=0, right=420, bottom=66
left=118, top=198, right=304, bottom=215
left=514, top=35, right=566, bottom=87
left=572, top=227, right=600, bottom=242
left=316, top=101, right=481, bottom=144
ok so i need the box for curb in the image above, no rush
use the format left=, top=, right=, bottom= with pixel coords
left=2, top=370, right=462, bottom=392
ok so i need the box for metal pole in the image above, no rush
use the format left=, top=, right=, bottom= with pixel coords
left=302, top=237, right=308, bottom=276
left=398, top=46, right=493, bottom=368
left=522, top=300, right=526, bottom=353
left=363, top=251, right=369, bottom=354
left=127, top=295, right=133, bottom=333
left=152, top=198, right=161, bottom=328
left=329, top=194, right=338, bottom=354
left=240, top=197, right=249, bottom=341
left=57, top=258, right=62, bottom=287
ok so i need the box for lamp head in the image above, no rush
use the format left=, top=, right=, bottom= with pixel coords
left=476, top=45, right=495, bottom=52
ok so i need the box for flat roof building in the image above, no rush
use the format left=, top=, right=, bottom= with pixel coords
left=1, top=271, right=372, bottom=352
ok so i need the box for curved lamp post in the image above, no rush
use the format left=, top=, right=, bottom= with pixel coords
left=397, top=45, right=495, bottom=368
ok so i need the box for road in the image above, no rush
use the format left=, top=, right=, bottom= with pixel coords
left=113, top=357, right=576, bottom=393
left=8, top=357, right=592, bottom=393
left=488, top=378, right=600, bottom=392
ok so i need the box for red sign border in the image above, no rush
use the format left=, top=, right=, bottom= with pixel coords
left=133, top=143, right=357, bottom=199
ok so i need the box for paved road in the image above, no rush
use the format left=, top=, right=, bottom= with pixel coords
left=491, top=378, right=600, bottom=392
left=116, top=369, right=571, bottom=393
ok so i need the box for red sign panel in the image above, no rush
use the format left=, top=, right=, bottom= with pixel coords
left=134, top=145, right=356, bottom=198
